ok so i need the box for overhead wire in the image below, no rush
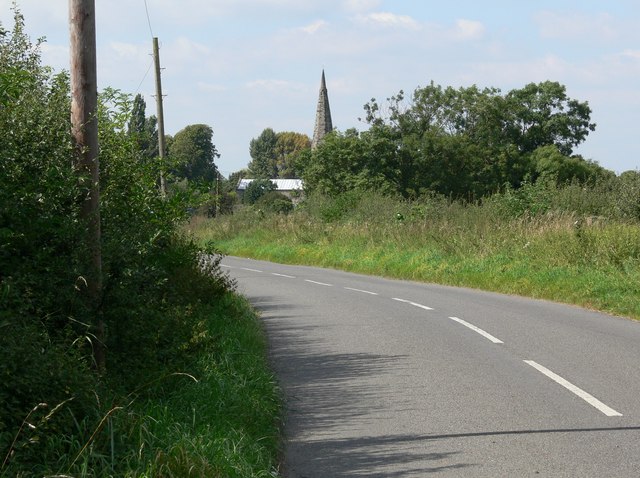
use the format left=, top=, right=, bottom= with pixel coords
left=143, top=0, right=154, bottom=39
left=133, top=0, right=156, bottom=95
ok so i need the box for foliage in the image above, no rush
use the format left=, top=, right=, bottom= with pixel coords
left=127, top=93, right=158, bottom=161
left=256, top=191, right=294, bottom=214
left=0, top=10, right=90, bottom=456
left=249, top=128, right=310, bottom=179
left=275, top=131, right=311, bottom=178
left=169, top=123, right=220, bottom=183
left=243, top=178, right=277, bottom=205
left=301, top=80, right=602, bottom=199
left=1, top=10, right=281, bottom=477
left=249, top=127, right=278, bottom=178
left=189, top=180, right=640, bottom=320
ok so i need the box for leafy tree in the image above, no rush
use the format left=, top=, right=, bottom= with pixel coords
left=531, top=145, right=612, bottom=185
left=169, top=124, right=220, bottom=183
left=243, top=178, right=276, bottom=204
left=274, top=131, right=310, bottom=178
left=248, top=129, right=310, bottom=179
left=505, top=81, right=596, bottom=155
left=127, top=93, right=158, bottom=161
left=249, top=127, right=278, bottom=178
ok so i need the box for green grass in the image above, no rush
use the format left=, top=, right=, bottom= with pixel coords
left=1, top=293, right=281, bottom=478
left=187, top=194, right=640, bottom=321
left=127, top=294, right=281, bottom=478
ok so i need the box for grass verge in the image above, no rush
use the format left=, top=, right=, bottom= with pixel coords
left=187, top=194, right=640, bottom=321
left=1, top=292, right=281, bottom=478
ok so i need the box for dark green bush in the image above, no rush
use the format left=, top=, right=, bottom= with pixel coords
left=0, top=10, right=235, bottom=475
left=243, top=178, right=276, bottom=204
left=256, top=191, right=293, bottom=214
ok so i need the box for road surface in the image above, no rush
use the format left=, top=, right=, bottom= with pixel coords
left=221, top=256, right=640, bottom=477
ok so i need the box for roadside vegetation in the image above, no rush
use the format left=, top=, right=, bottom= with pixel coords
left=193, top=60, right=638, bottom=322
left=1, top=10, right=280, bottom=477
left=189, top=173, right=640, bottom=322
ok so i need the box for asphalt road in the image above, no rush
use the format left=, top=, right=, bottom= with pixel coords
left=221, top=256, right=640, bottom=477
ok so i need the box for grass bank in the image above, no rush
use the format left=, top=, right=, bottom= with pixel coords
left=1, top=292, right=281, bottom=477
left=188, top=190, right=640, bottom=321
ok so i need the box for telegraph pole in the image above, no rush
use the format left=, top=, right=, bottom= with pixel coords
left=69, top=0, right=104, bottom=371
left=153, top=37, right=167, bottom=196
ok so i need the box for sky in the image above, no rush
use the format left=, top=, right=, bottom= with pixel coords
left=1, top=0, right=639, bottom=176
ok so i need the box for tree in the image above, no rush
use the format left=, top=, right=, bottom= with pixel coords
left=169, top=124, right=219, bottom=183
left=243, top=178, right=276, bottom=204
left=505, top=81, right=596, bottom=155
left=274, top=131, right=311, bottom=178
left=249, top=127, right=278, bottom=178
left=127, top=93, right=158, bottom=161
left=531, top=145, right=611, bottom=185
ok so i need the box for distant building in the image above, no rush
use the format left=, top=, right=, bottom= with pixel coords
left=311, top=70, right=333, bottom=149
left=237, top=178, right=304, bottom=203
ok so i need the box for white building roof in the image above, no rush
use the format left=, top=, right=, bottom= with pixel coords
left=237, top=179, right=303, bottom=191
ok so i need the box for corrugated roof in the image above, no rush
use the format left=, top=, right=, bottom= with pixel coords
left=237, top=179, right=303, bottom=191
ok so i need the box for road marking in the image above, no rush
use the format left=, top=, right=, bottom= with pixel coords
left=220, top=265, right=234, bottom=269
left=241, top=267, right=263, bottom=273
left=305, top=280, right=333, bottom=287
left=524, top=360, right=623, bottom=417
left=392, top=298, right=433, bottom=311
left=449, top=317, right=504, bottom=344
left=344, top=287, right=378, bottom=295
left=272, top=273, right=296, bottom=279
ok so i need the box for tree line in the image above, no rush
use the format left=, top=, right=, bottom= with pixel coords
left=297, top=81, right=613, bottom=199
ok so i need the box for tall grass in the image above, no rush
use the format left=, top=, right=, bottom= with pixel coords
left=188, top=183, right=640, bottom=320
left=1, top=293, right=281, bottom=478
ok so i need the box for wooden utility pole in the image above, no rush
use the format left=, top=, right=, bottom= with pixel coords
left=153, top=37, right=167, bottom=196
left=69, top=0, right=104, bottom=371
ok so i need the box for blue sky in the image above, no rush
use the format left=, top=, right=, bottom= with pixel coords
left=1, top=0, right=639, bottom=175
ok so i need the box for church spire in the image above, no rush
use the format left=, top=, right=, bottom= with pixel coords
left=312, top=70, right=333, bottom=149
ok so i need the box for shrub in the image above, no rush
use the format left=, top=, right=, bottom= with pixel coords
left=256, top=191, right=293, bottom=214
left=243, top=178, right=276, bottom=204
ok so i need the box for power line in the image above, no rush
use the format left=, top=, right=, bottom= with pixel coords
left=143, top=0, right=154, bottom=38
left=134, top=56, right=154, bottom=95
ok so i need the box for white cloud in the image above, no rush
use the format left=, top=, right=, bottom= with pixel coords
left=454, top=19, right=485, bottom=40
left=619, top=49, right=640, bottom=60
left=109, top=42, right=148, bottom=61
left=535, top=11, right=617, bottom=42
left=299, top=20, right=327, bottom=34
left=342, top=0, right=381, bottom=13
left=356, top=12, right=420, bottom=30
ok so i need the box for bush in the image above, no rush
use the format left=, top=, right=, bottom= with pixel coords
left=243, top=178, right=276, bottom=204
left=0, top=10, right=239, bottom=475
left=256, top=191, right=293, bottom=214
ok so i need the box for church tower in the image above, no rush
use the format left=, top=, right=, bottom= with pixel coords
left=312, top=70, right=333, bottom=149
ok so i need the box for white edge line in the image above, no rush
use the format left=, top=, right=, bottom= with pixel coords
left=449, top=317, right=504, bottom=344
left=392, top=298, right=433, bottom=311
left=272, top=273, right=296, bottom=279
left=305, top=280, right=333, bottom=287
left=524, top=360, right=622, bottom=417
left=241, top=267, right=263, bottom=273
left=344, top=287, right=378, bottom=295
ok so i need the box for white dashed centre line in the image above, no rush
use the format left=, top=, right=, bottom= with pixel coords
left=272, top=273, right=296, bottom=279
left=344, top=287, right=378, bottom=295
left=241, top=267, right=263, bottom=273
left=392, top=298, right=433, bottom=311
left=305, top=280, right=333, bottom=287
left=220, top=265, right=234, bottom=269
left=524, top=360, right=622, bottom=417
left=449, top=316, right=504, bottom=344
